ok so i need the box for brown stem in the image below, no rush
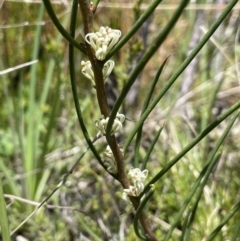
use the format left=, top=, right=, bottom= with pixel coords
left=78, top=1, right=158, bottom=240
left=130, top=197, right=159, bottom=241
left=78, top=0, right=109, bottom=117
left=78, top=0, right=129, bottom=187
left=107, top=135, right=130, bottom=188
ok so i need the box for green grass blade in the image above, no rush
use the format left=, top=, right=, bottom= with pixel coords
left=165, top=106, right=238, bottom=241
left=34, top=169, right=51, bottom=202
left=141, top=125, right=164, bottom=170
left=205, top=202, right=240, bottom=241
left=180, top=207, right=191, bottom=241
left=0, top=177, right=11, bottom=241
left=34, top=16, right=69, bottom=198
left=0, top=160, right=21, bottom=197
left=0, top=60, right=21, bottom=198
left=122, top=0, right=239, bottom=150
left=181, top=154, right=221, bottom=241
left=163, top=153, right=218, bottom=241
left=24, top=4, right=44, bottom=200
left=34, top=68, right=61, bottom=201
left=78, top=216, right=102, bottom=241
left=15, top=72, right=25, bottom=164
left=133, top=58, right=168, bottom=166
left=106, top=0, right=190, bottom=139
left=182, top=111, right=239, bottom=239
left=42, top=0, right=86, bottom=53
left=0, top=60, right=18, bottom=162
left=231, top=221, right=240, bottom=241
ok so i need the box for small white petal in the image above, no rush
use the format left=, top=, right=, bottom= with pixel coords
left=85, top=33, right=98, bottom=50
left=116, top=113, right=125, bottom=123
left=103, top=60, right=115, bottom=81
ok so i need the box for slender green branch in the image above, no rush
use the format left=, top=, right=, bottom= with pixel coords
left=0, top=178, right=10, bottom=241
left=231, top=221, right=240, bottom=241
left=141, top=103, right=240, bottom=198
left=141, top=125, right=164, bottom=170
left=42, top=0, right=86, bottom=53
left=105, top=0, right=164, bottom=61
left=133, top=58, right=168, bottom=166
left=134, top=185, right=155, bottom=240
left=205, top=201, right=240, bottom=241
left=123, top=0, right=239, bottom=150
left=106, top=0, right=190, bottom=139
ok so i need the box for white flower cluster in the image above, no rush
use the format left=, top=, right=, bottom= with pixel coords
left=85, top=26, right=121, bottom=60
left=102, top=145, right=123, bottom=174
left=122, top=168, right=148, bottom=202
left=95, top=113, right=125, bottom=136
left=81, top=60, right=115, bottom=86
left=81, top=26, right=121, bottom=86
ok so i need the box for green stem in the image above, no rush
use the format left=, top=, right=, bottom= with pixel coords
left=133, top=58, right=168, bottom=166
left=42, top=0, right=86, bottom=53
left=141, top=126, right=164, bottom=170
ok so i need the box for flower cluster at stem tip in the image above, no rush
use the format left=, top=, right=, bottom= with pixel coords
left=81, top=26, right=120, bottom=85
left=122, top=168, right=148, bottom=202
left=81, top=60, right=115, bottom=86
left=85, top=26, right=121, bottom=61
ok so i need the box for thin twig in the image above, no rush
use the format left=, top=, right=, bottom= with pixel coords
left=77, top=0, right=129, bottom=188
left=78, top=0, right=109, bottom=117
left=0, top=60, right=38, bottom=75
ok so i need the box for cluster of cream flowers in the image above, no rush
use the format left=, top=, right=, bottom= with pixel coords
left=102, top=145, right=123, bottom=174
left=81, top=59, right=115, bottom=86
left=81, top=26, right=121, bottom=86
left=85, top=26, right=121, bottom=60
left=95, top=113, right=125, bottom=136
left=122, top=168, right=148, bottom=202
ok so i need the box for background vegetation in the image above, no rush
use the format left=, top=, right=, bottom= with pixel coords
left=0, top=0, right=240, bottom=240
